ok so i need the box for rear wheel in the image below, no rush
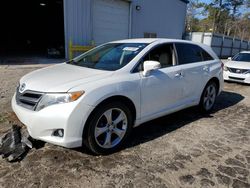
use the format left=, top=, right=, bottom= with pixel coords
left=83, top=102, right=133, bottom=155
left=199, top=81, right=217, bottom=112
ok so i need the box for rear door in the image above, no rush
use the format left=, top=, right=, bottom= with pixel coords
left=174, top=43, right=215, bottom=102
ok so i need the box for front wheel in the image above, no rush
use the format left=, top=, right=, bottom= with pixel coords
left=199, top=81, right=217, bottom=112
left=83, top=102, right=133, bottom=155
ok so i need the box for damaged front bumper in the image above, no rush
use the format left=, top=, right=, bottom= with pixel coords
left=11, top=94, right=95, bottom=148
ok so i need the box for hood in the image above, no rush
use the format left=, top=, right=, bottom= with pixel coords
left=20, top=63, right=113, bottom=92
left=225, top=61, right=250, bottom=69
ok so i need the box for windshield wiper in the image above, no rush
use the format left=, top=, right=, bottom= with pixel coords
left=66, top=59, right=77, bottom=64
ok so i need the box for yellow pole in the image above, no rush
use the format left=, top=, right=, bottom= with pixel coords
left=69, top=39, right=73, bottom=59
left=90, top=40, right=95, bottom=46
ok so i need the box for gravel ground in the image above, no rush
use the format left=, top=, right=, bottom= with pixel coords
left=0, top=64, right=249, bottom=188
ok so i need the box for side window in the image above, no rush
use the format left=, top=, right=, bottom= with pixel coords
left=143, top=44, right=174, bottom=68
left=201, top=50, right=214, bottom=61
left=175, top=43, right=203, bottom=65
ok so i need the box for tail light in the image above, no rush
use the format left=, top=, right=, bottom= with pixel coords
left=220, top=61, right=224, bottom=69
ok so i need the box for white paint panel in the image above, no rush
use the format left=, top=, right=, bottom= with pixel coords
left=191, top=33, right=204, bottom=43
left=93, top=0, right=130, bottom=44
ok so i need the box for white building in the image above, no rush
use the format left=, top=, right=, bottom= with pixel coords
left=2, top=0, right=188, bottom=59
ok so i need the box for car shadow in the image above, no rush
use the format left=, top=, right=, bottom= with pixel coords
left=224, top=80, right=250, bottom=86
left=0, top=56, right=65, bottom=65
left=73, top=90, right=244, bottom=155
left=125, top=90, right=244, bottom=149
left=6, top=91, right=243, bottom=159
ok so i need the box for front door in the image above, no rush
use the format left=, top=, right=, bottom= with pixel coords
left=140, top=43, right=185, bottom=120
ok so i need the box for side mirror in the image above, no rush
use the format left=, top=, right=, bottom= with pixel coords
left=228, top=57, right=232, bottom=61
left=143, top=60, right=161, bottom=76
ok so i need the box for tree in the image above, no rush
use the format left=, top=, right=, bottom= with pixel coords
left=228, top=0, right=244, bottom=20
left=236, top=13, right=250, bottom=40
left=186, top=0, right=204, bottom=32
left=185, top=0, right=250, bottom=40
left=205, top=0, right=230, bottom=33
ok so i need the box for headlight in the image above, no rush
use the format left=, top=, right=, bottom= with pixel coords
left=35, top=91, right=84, bottom=111
left=223, top=66, right=229, bottom=71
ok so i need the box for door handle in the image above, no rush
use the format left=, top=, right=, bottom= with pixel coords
left=203, top=66, right=209, bottom=72
left=175, top=72, right=184, bottom=78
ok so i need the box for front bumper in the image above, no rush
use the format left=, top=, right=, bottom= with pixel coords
left=12, top=93, right=95, bottom=148
left=223, top=71, right=250, bottom=84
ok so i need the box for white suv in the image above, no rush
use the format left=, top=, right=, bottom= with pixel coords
left=12, top=39, right=223, bottom=154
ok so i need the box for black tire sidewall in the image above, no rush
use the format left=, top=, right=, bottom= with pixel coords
left=84, top=101, right=133, bottom=155
left=200, top=81, right=217, bottom=113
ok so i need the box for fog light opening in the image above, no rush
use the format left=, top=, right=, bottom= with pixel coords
left=53, top=129, right=64, bottom=137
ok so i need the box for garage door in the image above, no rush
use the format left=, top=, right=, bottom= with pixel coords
left=93, top=0, right=130, bottom=45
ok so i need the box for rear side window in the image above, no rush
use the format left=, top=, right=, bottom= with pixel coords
left=175, top=43, right=213, bottom=65
left=201, top=50, right=214, bottom=61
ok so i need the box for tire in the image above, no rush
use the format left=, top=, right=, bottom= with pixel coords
left=83, top=101, right=133, bottom=155
left=199, top=81, right=217, bottom=113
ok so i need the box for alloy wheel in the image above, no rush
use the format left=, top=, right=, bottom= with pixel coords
left=203, top=84, right=216, bottom=111
left=94, top=108, right=128, bottom=149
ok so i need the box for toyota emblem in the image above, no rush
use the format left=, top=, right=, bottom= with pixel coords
left=236, top=69, right=241, bottom=73
left=19, top=83, right=26, bottom=92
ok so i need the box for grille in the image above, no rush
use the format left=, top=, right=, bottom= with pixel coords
left=16, top=87, right=44, bottom=111
left=228, top=67, right=249, bottom=74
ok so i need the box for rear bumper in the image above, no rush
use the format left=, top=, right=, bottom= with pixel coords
left=223, top=71, right=250, bottom=84
left=218, top=70, right=224, bottom=94
left=12, top=93, right=95, bottom=148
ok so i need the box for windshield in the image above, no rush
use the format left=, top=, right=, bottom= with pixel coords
left=67, top=43, right=148, bottom=71
left=232, top=53, right=250, bottom=62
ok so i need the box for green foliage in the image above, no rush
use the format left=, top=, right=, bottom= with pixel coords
left=186, top=0, right=250, bottom=40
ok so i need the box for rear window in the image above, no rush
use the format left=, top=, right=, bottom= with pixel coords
left=175, top=43, right=213, bottom=65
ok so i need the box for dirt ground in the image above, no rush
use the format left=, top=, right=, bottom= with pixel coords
left=0, top=64, right=249, bottom=188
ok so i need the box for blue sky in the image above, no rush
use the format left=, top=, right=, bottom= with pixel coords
left=200, top=0, right=211, bottom=3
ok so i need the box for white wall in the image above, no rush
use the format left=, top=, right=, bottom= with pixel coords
left=64, top=0, right=188, bottom=59
left=131, top=0, right=187, bottom=39
left=64, top=0, right=92, bottom=58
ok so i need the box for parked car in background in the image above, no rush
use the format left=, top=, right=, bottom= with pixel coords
left=12, top=39, right=223, bottom=154
left=224, top=51, right=250, bottom=84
